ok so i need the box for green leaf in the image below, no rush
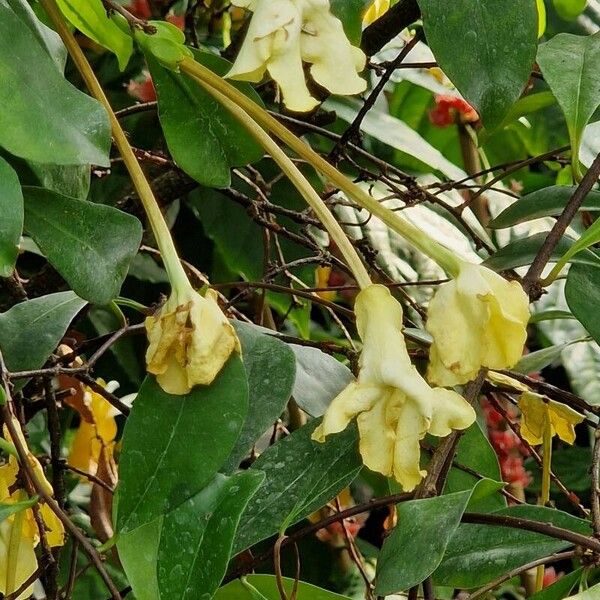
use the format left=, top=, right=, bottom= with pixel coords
left=147, top=50, right=263, bottom=188
left=0, top=156, right=23, bottom=277
left=134, top=20, right=192, bottom=69
left=514, top=340, right=585, bottom=374
left=565, top=582, right=600, bottom=600
left=222, top=322, right=296, bottom=473
left=434, top=505, right=591, bottom=588
left=490, top=90, right=557, bottom=133
left=0, top=495, right=38, bottom=523
left=216, top=575, right=353, bottom=600
left=417, top=0, right=538, bottom=130
left=0, top=3, right=110, bottom=166
left=525, top=447, right=592, bottom=494
left=23, top=187, right=143, bottom=305
left=490, top=186, right=600, bottom=229
left=157, top=471, right=264, bottom=600
left=3, top=0, right=66, bottom=69
left=117, top=519, right=161, bottom=600
left=566, top=262, right=600, bottom=344
left=537, top=33, right=600, bottom=177
left=529, top=567, right=582, bottom=600
left=26, top=162, right=90, bottom=200
left=116, top=361, right=248, bottom=533
left=330, top=0, right=370, bottom=45
left=288, top=343, right=354, bottom=417
left=553, top=0, right=587, bottom=21
left=232, top=420, right=361, bottom=554
left=56, top=0, right=133, bottom=70
left=375, top=489, right=473, bottom=594
left=444, top=423, right=505, bottom=513
left=483, top=231, right=600, bottom=271
left=0, top=291, right=87, bottom=373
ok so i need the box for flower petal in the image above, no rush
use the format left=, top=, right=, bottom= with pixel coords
left=547, top=400, right=584, bottom=445
left=393, top=399, right=428, bottom=491
left=428, top=388, right=476, bottom=438
left=518, top=392, right=547, bottom=445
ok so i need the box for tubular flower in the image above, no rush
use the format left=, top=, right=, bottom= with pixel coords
left=363, top=0, right=390, bottom=26
left=145, top=284, right=240, bottom=394
left=227, top=0, right=366, bottom=112
left=519, top=392, right=584, bottom=446
left=0, top=418, right=65, bottom=599
left=312, top=285, right=476, bottom=491
left=426, top=263, right=530, bottom=387
left=68, top=380, right=118, bottom=480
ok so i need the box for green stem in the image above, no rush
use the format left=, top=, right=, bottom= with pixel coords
left=195, top=81, right=372, bottom=289
left=179, top=58, right=463, bottom=278
left=41, top=0, right=190, bottom=293
left=535, top=415, right=553, bottom=592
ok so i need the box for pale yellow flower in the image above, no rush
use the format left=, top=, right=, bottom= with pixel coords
left=426, top=263, right=530, bottom=387
left=363, top=0, right=390, bottom=25
left=519, top=392, right=584, bottom=446
left=227, top=0, right=366, bottom=112
left=0, top=418, right=64, bottom=599
left=312, top=285, right=476, bottom=491
left=146, top=285, right=240, bottom=394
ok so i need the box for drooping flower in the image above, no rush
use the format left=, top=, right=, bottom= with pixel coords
left=363, top=0, right=390, bottom=26
left=68, top=380, right=118, bottom=480
left=518, top=392, right=584, bottom=446
left=312, top=285, right=476, bottom=491
left=0, top=418, right=65, bottom=600
left=146, top=285, right=241, bottom=394
left=426, top=263, right=530, bottom=387
left=227, top=0, right=367, bottom=112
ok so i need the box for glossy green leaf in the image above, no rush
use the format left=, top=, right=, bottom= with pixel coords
left=330, top=0, right=370, bottom=45
left=444, top=423, right=505, bottom=513
left=417, top=0, right=538, bottom=130
left=0, top=495, right=38, bottom=523
left=288, top=343, right=354, bottom=417
left=0, top=3, right=110, bottom=166
left=0, top=291, right=86, bottom=373
left=538, top=33, right=600, bottom=177
left=376, top=489, right=473, bottom=594
left=526, top=447, right=592, bottom=494
left=157, top=471, right=264, bottom=600
left=233, top=420, right=361, bottom=554
left=116, top=361, right=248, bottom=533
left=3, top=0, right=66, bottom=69
left=566, top=262, right=600, bottom=344
left=553, top=0, right=587, bottom=21
left=23, top=187, right=142, bottom=305
left=223, top=322, right=296, bottom=473
left=134, top=20, right=192, bottom=69
left=483, top=232, right=600, bottom=271
left=514, top=340, right=585, bottom=374
left=117, top=519, right=161, bottom=600
left=434, top=505, right=591, bottom=588
left=147, top=50, right=262, bottom=188
left=529, top=568, right=582, bottom=600
left=26, top=163, right=90, bottom=200
left=492, top=90, right=557, bottom=132
left=216, top=575, right=352, bottom=600
left=0, top=156, right=23, bottom=277
left=56, top=0, right=133, bottom=70
left=490, top=186, right=600, bottom=229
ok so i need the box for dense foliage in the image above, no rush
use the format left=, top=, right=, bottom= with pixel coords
left=2, top=1, right=600, bottom=599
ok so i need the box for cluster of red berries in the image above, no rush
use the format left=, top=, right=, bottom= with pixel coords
left=429, top=94, right=479, bottom=127
left=482, top=400, right=531, bottom=489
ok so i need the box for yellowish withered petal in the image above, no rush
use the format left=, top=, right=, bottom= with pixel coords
left=518, top=392, right=584, bottom=446
left=227, top=0, right=366, bottom=112
left=312, top=284, right=475, bottom=491
left=39, top=504, right=65, bottom=548
left=145, top=286, right=240, bottom=394
left=486, top=371, right=531, bottom=393
left=426, top=263, right=530, bottom=386
left=363, top=0, right=390, bottom=25
left=300, top=1, right=367, bottom=96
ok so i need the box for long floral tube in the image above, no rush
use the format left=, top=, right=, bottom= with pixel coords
left=193, top=76, right=372, bottom=290
left=179, top=58, right=463, bottom=277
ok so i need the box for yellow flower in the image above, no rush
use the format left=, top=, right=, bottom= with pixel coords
left=145, top=285, right=241, bottom=394
left=363, top=0, right=390, bottom=26
left=68, top=380, right=118, bottom=479
left=426, top=263, right=530, bottom=387
left=312, top=285, right=476, bottom=491
left=518, top=392, right=584, bottom=446
left=0, top=418, right=64, bottom=599
left=227, top=0, right=367, bottom=112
